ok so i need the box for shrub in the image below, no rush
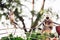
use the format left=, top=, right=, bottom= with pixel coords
left=1, top=34, right=24, bottom=40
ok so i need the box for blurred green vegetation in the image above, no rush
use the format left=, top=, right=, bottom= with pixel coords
left=1, top=34, right=24, bottom=40
left=26, top=31, right=55, bottom=40
left=1, top=31, right=56, bottom=40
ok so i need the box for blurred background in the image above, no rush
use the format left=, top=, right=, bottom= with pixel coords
left=0, top=0, right=60, bottom=40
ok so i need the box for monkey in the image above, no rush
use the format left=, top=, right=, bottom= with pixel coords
left=41, top=16, right=53, bottom=34
left=8, top=10, right=17, bottom=28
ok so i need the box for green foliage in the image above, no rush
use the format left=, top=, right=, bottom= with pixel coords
left=56, top=14, right=59, bottom=19
left=0, top=13, right=9, bottom=20
left=31, top=10, right=35, bottom=16
left=26, top=31, right=56, bottom=40
left=36, top=12, right=43, bottom=20
left=3, top=13, right=9, bottom=19
left=26, top=31, right=48, bottom=40
left=7, top=0, right=13, bottom=3
left=49, top=33, right=55, bottom=38
left=1, top=32, right=56, bottom=40
left=0, top=14, right=2, bottom=20
left=14, top=0, right=20, bottom=4
left=14, top=8, right=24, bottom=21
left=1, top=34, right=24, bottom=40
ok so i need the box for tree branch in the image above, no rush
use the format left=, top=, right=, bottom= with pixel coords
left=29, top=0, right=46, bottom=32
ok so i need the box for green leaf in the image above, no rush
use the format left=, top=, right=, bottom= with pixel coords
left=0, top=0, right=2, bottom=3
left=14, top=0, right=20, bottom=4
left=0, top=14, right=2, bottom=20
left=31, top=10, right=35, bottom=16
left=49, top=33, right=55, bottom=38
left=7, top=0, right=13, bottom=3
left=1, top=37, right=9, bottom=40
left=9, top=34, right=13, bottom=37
left=56, top=14, right=59, bottom=19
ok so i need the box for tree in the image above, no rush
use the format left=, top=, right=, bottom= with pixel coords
left=0, top=0, right=27, bottom=32
left=0, top=0, right=59, bottom=40
left=29, top=0, right=45, bottom=32
left=0, top=0, right=59, bottom=33
left=0, top=0, right=45, bottom=33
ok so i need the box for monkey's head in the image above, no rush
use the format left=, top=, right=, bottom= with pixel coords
left=46, top=16, right=49, bottom=19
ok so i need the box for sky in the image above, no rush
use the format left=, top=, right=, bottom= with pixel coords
left=0, top=0, right=60, bottom=39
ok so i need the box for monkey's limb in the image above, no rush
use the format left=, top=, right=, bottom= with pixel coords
left=13, top=21, right=24, bottom=29
left=13, top=23, right=17, bottom=29
left=14, top=28, right=16, bottom=35
left=53, top=22, right=60, bottom=25
left=11, top=22, right=17, bottom=35
left=13, top=21, right=21, bottom=29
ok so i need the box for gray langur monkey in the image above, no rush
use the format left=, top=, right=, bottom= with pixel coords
left=42, top=16, right=53, bottom=34
left=8, top=10, right=17, bottom=28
